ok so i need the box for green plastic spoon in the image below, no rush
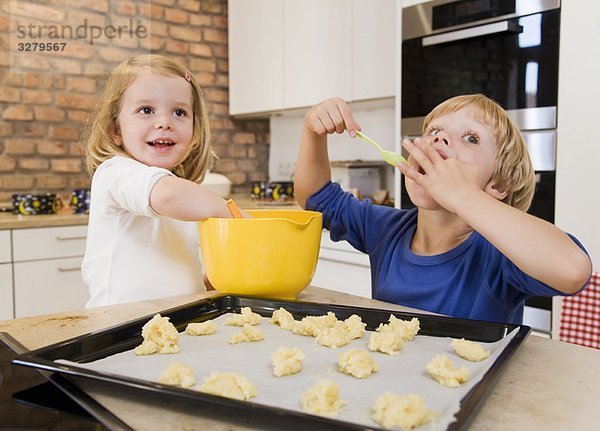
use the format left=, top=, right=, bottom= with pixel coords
left=356, top=131, right=407, bottom=166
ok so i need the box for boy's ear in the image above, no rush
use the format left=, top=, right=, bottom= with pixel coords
left=484, top=181, right=508, bottom=201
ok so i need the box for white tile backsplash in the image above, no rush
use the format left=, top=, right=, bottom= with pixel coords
left=269, top=104, right=396, bottom=181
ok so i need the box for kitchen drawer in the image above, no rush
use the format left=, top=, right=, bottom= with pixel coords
left=0, top=230, right=11, bottom=263
left=0, top=264, right=13, bottom=320
left=12, top=225, right=87, bottom=262
left=312, top=258, right=371, bottom=298
left=14, top=256, right=88, bottom=317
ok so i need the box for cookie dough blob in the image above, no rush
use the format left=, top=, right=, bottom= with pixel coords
left=271, top=346, right=305, bottom=377
left=292, top=312, right=338, bottom=337
left=451, top=338, right=491, bottom=361
left=426, top=354, right=471, bottom=387
left=337, top=349, right=379, bottom=379
left=185, top=320, right=217, bottom=336
left=271, top=307, right=295, bottom=330
left=134, top=314, right=180, bottom=355
left=198, top=372, right=257, bottom=401
left=368, top=330, right=404, bottom=355
left=224, top=307, right=262, bottom=327
left=316, top=321, right=352, bottom=348
left=229, top=323, right=265, bottom=344
left=371, top=392, right=436, bottom=430
left=343, top=314, right=366, bottom=339
left=377, top=315, right=420, bottom=341
left=300, top=379, right=347, bottom=418
left=158, top=362, right=196, bottom=388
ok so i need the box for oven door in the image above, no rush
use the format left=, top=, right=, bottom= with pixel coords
left=401, top=8, right=560, bottom=132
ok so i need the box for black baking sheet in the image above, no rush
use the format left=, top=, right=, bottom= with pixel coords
left=12, top=295, right=530, bottom=430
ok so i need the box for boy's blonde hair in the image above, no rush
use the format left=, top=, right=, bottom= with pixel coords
left=422, top=94, right=536, bottom=212
left=84, top=54, right=214, bottom=183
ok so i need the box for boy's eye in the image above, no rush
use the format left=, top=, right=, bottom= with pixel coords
left=138, top=107, right=153, bottom=115
left=174, top=108, right=187, bottom=117
left=463, top=134, right=479, bottom=144
left=428, top=128, right=440, bottom=136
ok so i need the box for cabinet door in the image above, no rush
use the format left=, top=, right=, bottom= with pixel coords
left=0, top=264, right=13, bottom=320
left=12, top=225, right=87, bottom=262
left=14, top=257, right=89, bottom=318
left=228, top=0, right=284, bottom=115
left=311, top=232, right=372, bottom=298
left=312, top=256, right=372, bottom=298
left=352, top=0, right=397, bottom=100
left=283, top=0, right=352, bottom=109
left=0, top=230, right=10, bottom=263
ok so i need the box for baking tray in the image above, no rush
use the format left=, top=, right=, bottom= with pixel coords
left=12, top=295, right=530, bottom=430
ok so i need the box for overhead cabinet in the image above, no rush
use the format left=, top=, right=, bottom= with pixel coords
left=228, top=0, right=396, bottom=116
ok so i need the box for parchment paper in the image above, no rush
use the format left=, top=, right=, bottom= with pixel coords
left=60, top=313, right=518, bottom=430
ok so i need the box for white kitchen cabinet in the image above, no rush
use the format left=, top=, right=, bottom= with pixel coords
left=0, top=265, right=13, bottom=320
left=11, top=225, right=88, bottom=318
left=14, top=257, right=87, bottom=318
left=311, top=231, right=372, bottom=298
left=228, top=0, right=396, bottom=116
left=283, top=0, right=353, bottom=109
left=352, top=0, right=397, bottom=101
left=228, top=0, right=283, bottom=115
left=0, top=230, right=13, bottom=320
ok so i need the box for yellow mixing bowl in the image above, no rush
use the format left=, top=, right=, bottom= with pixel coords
left=198, top=210, right=323, bottom=300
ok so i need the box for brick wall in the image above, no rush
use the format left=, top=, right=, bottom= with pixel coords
left=0, top=0, right=269, bottom=204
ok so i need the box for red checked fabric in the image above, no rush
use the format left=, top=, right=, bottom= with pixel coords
left=559, top=272, right=600, bottom=349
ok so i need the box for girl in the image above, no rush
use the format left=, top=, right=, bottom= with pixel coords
left=295, top=95, right=591, bottom=324
left=82, top=55, right=232, bottom=307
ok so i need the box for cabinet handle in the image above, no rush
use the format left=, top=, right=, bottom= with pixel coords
left=422, top=20, right=521, bottom=46
left=57, top=266, right=81, bottom=272
left=56, top=235, right=87, bottom=241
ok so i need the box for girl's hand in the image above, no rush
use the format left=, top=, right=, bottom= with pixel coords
left=303, top=97, right=361, bottom=137
left=397, top=137, right=483, bottom=214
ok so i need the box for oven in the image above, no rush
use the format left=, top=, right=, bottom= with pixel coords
left=400, top=0, right=561, bottom=334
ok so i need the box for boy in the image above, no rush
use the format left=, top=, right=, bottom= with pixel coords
left=295, top=95, right=591, bottom=324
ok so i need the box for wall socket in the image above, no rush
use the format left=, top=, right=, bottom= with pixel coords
left=278, top=162, right=296, bottom=178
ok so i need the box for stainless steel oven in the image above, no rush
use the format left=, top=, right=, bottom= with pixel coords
left=400, top=0, right=561, bottom=334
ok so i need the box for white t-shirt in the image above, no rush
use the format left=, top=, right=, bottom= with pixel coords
left=82, top=156, right=204, bottom=308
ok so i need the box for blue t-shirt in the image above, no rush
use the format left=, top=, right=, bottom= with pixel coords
left=307, top=182, right=587, bottom=324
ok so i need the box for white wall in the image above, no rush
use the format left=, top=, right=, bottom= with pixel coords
left=555, top=0, right=600, bottom=270
left=269, top=102, right=396, bottom=181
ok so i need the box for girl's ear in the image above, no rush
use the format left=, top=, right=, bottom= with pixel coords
left=485, top=181, right=508, bottom=201
left=112, top=124, right=122, bottom=146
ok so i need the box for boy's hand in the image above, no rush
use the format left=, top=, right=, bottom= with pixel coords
left=304, top=97, right=361, bottom=137
left=398, top=136, right=484, bottom=214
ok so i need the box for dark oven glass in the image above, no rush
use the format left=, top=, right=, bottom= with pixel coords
left=402, top=9, right=560, bottom=118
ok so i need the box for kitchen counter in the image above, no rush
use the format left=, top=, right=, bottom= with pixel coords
left=0, top=211, right=88, bottom=229
left=229, top=192, right=302, bottom=210
left=0, top=194, right=297, bottom=231
left=1, top=286, right=598, bottom=430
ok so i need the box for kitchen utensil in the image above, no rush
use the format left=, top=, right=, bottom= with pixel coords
left=356, top=131, right=407, bottom=166
left=226, top=199, right=243, bottom=218
left=198, top=210, right=322, bottom=299
left=202, top=172, right=232, bottom=198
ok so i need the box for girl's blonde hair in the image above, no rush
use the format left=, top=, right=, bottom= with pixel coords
left=84, top=54, right=214, bottom=183
left=422, top=94, right=536, bottom=212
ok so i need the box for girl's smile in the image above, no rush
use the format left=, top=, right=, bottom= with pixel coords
left=114, top=72, right=194, bottom=171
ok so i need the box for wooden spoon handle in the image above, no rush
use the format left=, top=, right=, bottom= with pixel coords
left=226, top=199, right=244, bottom=218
